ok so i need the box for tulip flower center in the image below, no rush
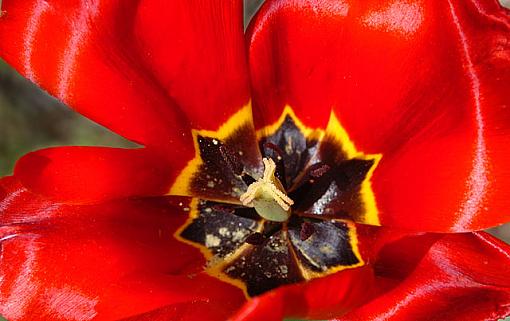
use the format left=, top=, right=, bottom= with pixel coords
left=240, top=158, right=294, bottom=222
left=172, top=106, right=381, bottom=297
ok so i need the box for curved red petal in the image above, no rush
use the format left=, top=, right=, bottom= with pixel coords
left=120, top=301, right=242, bottom=321
left=0, top=0, right=195, bottom=154
left=230, top=266, right=374, bottom=321
left=247, top=0, right=334, bottom=129
left=0, top=0, right=250, bottom=154
left=370, top=0, right=510, bottom=232
left=14, top=147, right=177, bottom=203
left=248, top=0, right=510, bottom=231
left=0, top=177, right=245, bottom=320
left=134, top=0, right=251, bottom=130
left=228, top=224, right=440, bottom=320
left=340, top=232, right=510, bottom=320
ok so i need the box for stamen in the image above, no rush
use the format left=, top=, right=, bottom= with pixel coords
left=240, top=158, right=294, bottom=222
left=300, top=221, right=315, bottom=241
left=310, top=163, right=331, bottom=178
left=262, top=142, right=287, bottom=188
left=263, top=142, right=285, bottom=161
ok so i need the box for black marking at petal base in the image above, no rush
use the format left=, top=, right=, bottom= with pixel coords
left=190, top=135, right=245, bottom=202
left=259, top=115, right=319, bottom=189
left=316, top=134, right=350, bottom=165
left=244, top=232, right=266, bottom=245
left=219, top=145, right=244, bottom=176
left=179, top=200, right=261, bottom=258
left=332, top=159, right=375, bottom=190
left=222, top=230, right=304, bottom=297
left=291, top=158, right=376, bottom=220
left=175, top=108, right=376, bottom=297
left=188, top=122, right=262, bottom=203
left=288, top=219, right=361, bottom=273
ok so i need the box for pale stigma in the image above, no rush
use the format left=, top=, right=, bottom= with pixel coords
left=240, top=158, right=294, bottom=222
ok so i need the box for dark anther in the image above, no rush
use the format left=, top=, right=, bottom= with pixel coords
left=218, top=144, right=257, bottom=186
left=219, top=145, right=244, bottom=176
left=262, top=142, right=287, bottom=188
left=245, top=232, right=266, bottom=245
left=241, top=173, right=256, bottom=186
left=287, top=162, right=332, bottom=208
left=300, top=221, right=315, bottom=241
left=263, top=142, right=285, bottom=161
left=309, top=163, right=331, bottom=178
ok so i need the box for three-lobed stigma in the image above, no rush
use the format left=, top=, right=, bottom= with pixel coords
left=240, top=158, right=294, bottom=222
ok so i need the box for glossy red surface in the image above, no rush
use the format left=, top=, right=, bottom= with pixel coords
left=132, top=0, right=251, bottom=130
left=340, top=232, right=510, bottom=320
left=0, top=0, right=510, bottom=319
left=1, top=175, right=510, bottom=320
left=0, top=177, right=245, bottom=320
left=0, top=0, right=508, bottom=231
left=248, top=0, right=510, bottom=231
left=0, top=1, right=194, bottom=154
left=14, top=147, right=174, bottom=203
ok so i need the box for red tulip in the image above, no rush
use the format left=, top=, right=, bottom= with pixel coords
left=1, top=0, right=510, bottom=320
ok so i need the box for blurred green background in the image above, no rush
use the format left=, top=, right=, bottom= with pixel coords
left=0, top=59, right=133, bottom=175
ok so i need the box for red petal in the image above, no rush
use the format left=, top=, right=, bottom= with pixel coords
left=228, top=224, right=411, bottom=320
left=248, top=0, right=510, bottom=231
left=0, top=0, right=250, bottom=152
left=340, top=232, right=510, bottom=320
left=14, top=147, right=175, bottom=203
left=120, top=301, right=241, bottom=321
left=0, top=1, right=190, bottom=153
left=0, top=177, right=245, bottom=320
left=134, top=0, right=251, bottom=129
left=230, top=266, right=374, bottom=321
left=228, top=225, right=444, bottom=320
